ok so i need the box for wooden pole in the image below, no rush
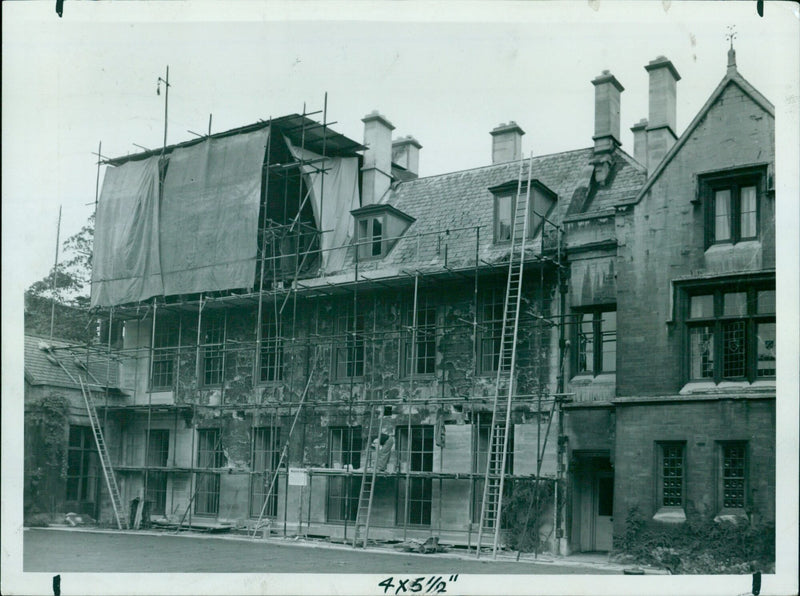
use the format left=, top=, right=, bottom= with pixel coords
left=49, top=206, right=62, bottom=340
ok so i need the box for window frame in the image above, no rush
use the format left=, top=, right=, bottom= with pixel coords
left=258, top=308, right=284, bottom=384
left=196, top=428, right=225, bottom=469
left=146, top=471, right=168, bottom=516
left=249, top=426, right=281, bottom=518
left=702, top=166, right=764, bottom=248
left=493, top=192, right=517, bottom=244
left=149, top=316, right=180, bottom=391
left=395, top=425, right=434, bottom=527
left=717, top=441, right=748, bottom=516
left=682, top=280, right=775, bottom=383
left=326, top=426, right=363, bottom=523
left=356, top=214, right=387, bottom=260
left=656, top=441, right=686, bottom=512
left=401, top=294, right=437, bottom=378
left=195, top=428, right=223, bottom=517
left=572, top=305, right=617, bottom=377
left=65, top=425, right=99, bottom=507
left=477, top=286, right=506, bottom=375
left=147, top=429, right=170, bottom=467
left=200, top=312, right=226, bottom=388
left=333, top=308, right=366, bottom=380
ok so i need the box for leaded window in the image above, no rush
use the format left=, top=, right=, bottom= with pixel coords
left=721, top=443, right=747, bottom=510
left=686, top=284, right=775, bottom=382
left=659, top=442, right=684, bottom=508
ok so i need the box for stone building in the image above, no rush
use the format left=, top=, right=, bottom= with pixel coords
left=47, top=48, right=773, bottom=554
left=24, top=334, right=120, bottom=519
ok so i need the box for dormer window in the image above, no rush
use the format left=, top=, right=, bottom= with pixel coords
left=495, top=193, right=514, bottom=242
left=357, top=216, right=385, bottom=258
left=351, top=203, right=415, bottom=261
left=489, top=179, right=557, bottom=244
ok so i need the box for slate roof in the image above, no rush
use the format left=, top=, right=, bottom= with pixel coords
left=25, top=334, right=119, bottom=391
left=315, top=147, right=645, bottom=282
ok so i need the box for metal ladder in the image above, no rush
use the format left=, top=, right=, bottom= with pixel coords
left=78, top=375, right=128, bottom=530
left=352, top=406, right=384, bottom=548
left=476, top=154, right=533, bottom=558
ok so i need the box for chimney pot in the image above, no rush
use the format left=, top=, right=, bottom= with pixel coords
left=591, top=70, right=624, bottom=164
left=490, top=122, right=525, bottom=164
left=630, top=118, right=648, bottom=168
left=362, top=111, right=395, bottom=205
left=644, top=56, right=681, bottom=171
left=392, top=135, right=423, bottom=177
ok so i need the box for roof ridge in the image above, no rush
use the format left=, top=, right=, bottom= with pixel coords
left=395, top=147, right=593, bottom=186
left=25, top=333, right=77, bottom=346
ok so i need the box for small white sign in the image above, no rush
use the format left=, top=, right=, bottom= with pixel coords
left=288, top=468, right=308, bottom=486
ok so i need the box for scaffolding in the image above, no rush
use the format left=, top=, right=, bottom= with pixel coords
left=63, top=96, right=573, bottom=551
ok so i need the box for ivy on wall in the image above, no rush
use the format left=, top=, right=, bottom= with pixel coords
left=24, top=393, right=70, bottom=518
left=501, top=478, right=565, bottom=553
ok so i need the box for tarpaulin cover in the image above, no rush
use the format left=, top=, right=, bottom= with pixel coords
left=91, top=156, right=163, bottom=307
left=284, top=136, right=360, bottom=273
left=159, top=127, right=270, bottom=295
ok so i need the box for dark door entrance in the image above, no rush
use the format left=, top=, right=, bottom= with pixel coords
left=571, top=452, right=614, bottom=552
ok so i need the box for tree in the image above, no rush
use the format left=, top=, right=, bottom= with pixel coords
left=25, top=214, right=96, bottom=343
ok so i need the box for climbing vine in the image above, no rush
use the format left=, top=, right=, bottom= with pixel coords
left=24, top=393, right=70, bottom=517
left=501, top=478, right=565, bottom=552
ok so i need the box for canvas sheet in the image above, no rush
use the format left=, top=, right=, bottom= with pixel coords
left=284, top=137, right=360, bottom=273
left=90, top=156, right=163, bottom=307
left=160, top=128, right=269, bottom=295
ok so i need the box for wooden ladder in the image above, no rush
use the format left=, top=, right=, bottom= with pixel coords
left=352, top=406, right=384, bottom=548
left=476, top=154, right=533, bottom=558
left=78, top=375, right=128, bottom=530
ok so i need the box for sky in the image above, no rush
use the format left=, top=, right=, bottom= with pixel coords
left=2, top=3, right=799, bottom=594
left=2, top=0, right=797, bottom=295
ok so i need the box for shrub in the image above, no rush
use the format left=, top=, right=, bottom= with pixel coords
left=614, top=506, right=775, bottom=574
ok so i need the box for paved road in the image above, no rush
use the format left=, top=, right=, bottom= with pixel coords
left=24, top=528, right=616, bottom=574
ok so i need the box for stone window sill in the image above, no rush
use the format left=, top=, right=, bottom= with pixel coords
left=569, top=372, right=616, bottom=385
left=652, top=507, right=686, bottom=524
left=679, top=380, right=775, bottom=395
left=704, top=239, right=761, bottom=255
left=714, top=511, right=749, bottom=524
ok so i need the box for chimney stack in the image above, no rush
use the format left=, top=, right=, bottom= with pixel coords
left=645, top=56, right=681, bottom=172
left=362, top=111, right=395, bottom=205
left=490, top=122, right=525, bottom=164
left=392, top=135, right=422, bottom=178
left=630, top=118, right=648, bottom=167
left=591, top=70, right=624, bottom=184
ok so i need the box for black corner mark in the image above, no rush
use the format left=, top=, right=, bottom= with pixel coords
left=752, top=571, right=761, bottom=596
left=756, top=0, right=763, bottom=17
left=55, top=0, right=64, bottom=18
left=52, top=574, right=61, bottom=596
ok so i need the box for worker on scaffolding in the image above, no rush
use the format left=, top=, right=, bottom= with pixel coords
left=370, top=431, right=394, bottom=472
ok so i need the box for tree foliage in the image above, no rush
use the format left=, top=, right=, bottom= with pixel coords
left=25, top=214, right=96, bottom=343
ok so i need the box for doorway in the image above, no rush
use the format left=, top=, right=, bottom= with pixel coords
left=571, top=452, right=614, bottom=552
